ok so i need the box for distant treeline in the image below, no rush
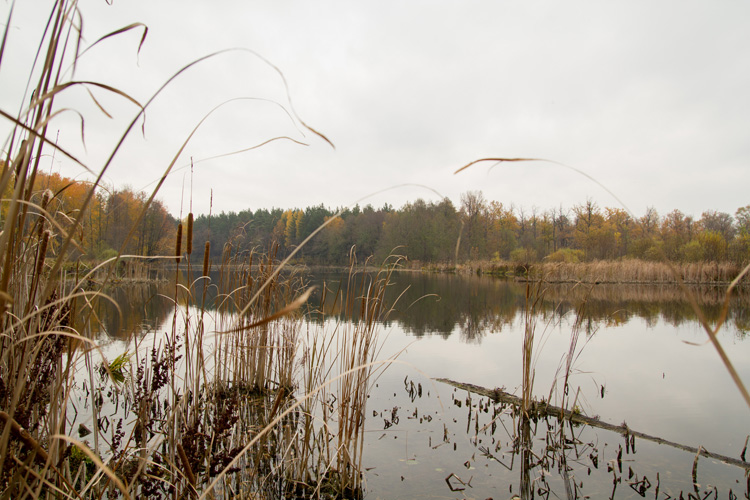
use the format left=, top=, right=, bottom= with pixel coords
left=7, top=171, right=749, bottom=266
left=188, top=191, right=750, bottom=266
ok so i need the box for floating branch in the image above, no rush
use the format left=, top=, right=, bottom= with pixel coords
left=435, top=378, right=750, bottom=470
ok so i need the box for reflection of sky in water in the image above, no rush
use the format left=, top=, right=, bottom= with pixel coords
left=360, top=301, right=750, bottom=498
left=374, top=311, right=750, bottom=446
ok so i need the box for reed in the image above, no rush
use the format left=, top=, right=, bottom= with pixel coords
left=520, top=282, right=538, bottom=417
left=1, top=2, right=386, bottom=498
left=203, top=241, right=211, bottom=278
left=0, top=3, right=98, bottom=496
left=287, top=252, right=401, bottom=498
left=527, top=259, right=747, bottom=284
left=433, top=258, right=749, bottom=285
left=0, top=203, right=387, bottom=497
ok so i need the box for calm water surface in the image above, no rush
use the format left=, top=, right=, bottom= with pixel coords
left=94, top=271, right=750, bottom=499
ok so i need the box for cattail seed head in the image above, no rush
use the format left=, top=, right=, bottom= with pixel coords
left=41, top=189, right=53, bottom=209
left=202, top=241, right=210, bottom=277
left=35, top=230, right=50, bottom=278
left=175, top=223, right=183, bottom=263
left=186, top=213, right=194, bottom=255
left=37, top=190, right=54, bottom=239
left=37, top=217, right=46, bottom=240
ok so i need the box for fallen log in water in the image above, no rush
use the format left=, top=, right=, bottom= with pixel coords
left=435, top=378, right=750, bottom=470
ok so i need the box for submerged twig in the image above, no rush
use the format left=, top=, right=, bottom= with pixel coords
left=435, top=378, right=750, bottom=470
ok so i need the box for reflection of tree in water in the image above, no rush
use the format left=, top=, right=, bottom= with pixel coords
left=544, top=283, right=750, bottom=335
left=82, top=281, right=175, bottom=339
left=375, top=274, right=523, bottom=341
left=93, top=272, right=749, bottom=341
left=381, top=276, right=750, bottom=341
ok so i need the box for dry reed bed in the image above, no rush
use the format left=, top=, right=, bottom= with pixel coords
left=540, top=281, right=746, bottom=305
left=2, top=227, right=391, bottom=498
left=0, top=1, right=385, bottom=497
left=528, top=259, right=746, bottom=284
left=425, top=259, right=748, bottom=285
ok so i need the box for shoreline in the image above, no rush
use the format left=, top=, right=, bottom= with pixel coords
left=77, top=258, right=749, bottom=287
left=419, top=258, right=748, bottom=286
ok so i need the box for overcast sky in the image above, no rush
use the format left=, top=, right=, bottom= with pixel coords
left=2, top=1, right=749, bottom=220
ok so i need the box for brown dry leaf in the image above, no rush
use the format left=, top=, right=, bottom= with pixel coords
left=0, top=4, right=14, bottom=70
left=84, top=23, right=148, bottom=59
left=454, top=157, right=542, bottom=174
left=298, top=117, right=336, bottom=150
left=85, top=86, right=113, bottom=118
left=37, top=81, right=143, bottom=111
left=219, top=286, right=316, bottom=334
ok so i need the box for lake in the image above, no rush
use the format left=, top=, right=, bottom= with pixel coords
left=91, top=270, right=750, bottom=499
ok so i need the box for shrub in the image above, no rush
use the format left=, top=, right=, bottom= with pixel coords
left=680, top=240, right=703, bottom=262
left=545, top=248, right=584, bottom=263
left=510, top=247, right=538, bottom=263
left=728, top=234, right=750, bottom=265
left=698, top=231, right=727, bottom=262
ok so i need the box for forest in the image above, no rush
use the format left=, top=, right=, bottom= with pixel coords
left=7, top=170, right=750, bottom=267
left=1, top=170, right=176, bottom=261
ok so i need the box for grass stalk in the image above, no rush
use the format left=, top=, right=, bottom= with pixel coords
left=0, top=2, right=346, bottom=497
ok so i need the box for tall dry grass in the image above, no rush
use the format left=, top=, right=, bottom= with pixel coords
left=430, top=258, right=750, bottom=285
left=528, top=259, right=747, bottom=284
left=0, top=2, right=392, bottom=498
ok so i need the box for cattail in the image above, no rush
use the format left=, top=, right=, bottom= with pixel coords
left=35, top=230, right=50, bottom=278
left=41, top=189, right=53, bottom=210
left=37, top=217, right=45, bottom=241
left=202, top=241, right=210, bottom=276
left=175, top=223, right=183, bottom=264
left=176, top=443, right=196, bottom=488
left=36, top=190, right=54, bottom=241
left=186, top=212, right=194, bottom=255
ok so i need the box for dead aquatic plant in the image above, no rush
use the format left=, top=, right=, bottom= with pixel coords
left=77, top=243, right=312, bottom=499
left=519, top=274, right=570, bottom=420
left=547, top=284, right=599, bottom=414
left=527, top=259, right=747, bottom=285
left=209, top=242, right=307, bottom=393
left=520, top=281, right=541, bottom=419
left=95, top=250, right=400, bottom=500
left=0, top=1, right=344, bottom=498
left=329, top=251, right=401, bottom=497
left=270, top=251, right=403, bottom=499
left=455, top=157, right=750, bottom=411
